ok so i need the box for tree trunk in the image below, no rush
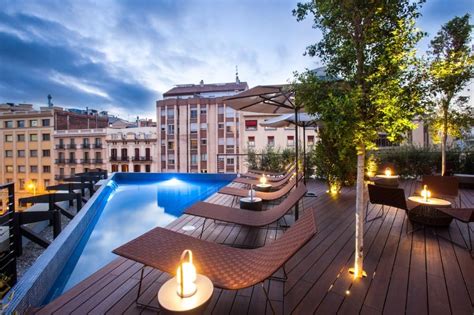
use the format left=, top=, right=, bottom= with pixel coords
left=354, top=145, right=366, bottom=278
left=441, top=132, right=447, bottom=176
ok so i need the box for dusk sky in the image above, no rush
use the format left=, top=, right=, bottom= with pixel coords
left=1, top=0, right=473, bottom=119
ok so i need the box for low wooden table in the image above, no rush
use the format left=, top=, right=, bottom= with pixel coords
left=408, top=196, right=452, bottom=226
left=158, top=274, right=213, bottom=314
left=255, top=184, right=272, bottom=192
left=373, top=175, right=400, bottom=187
left=240, top=197, right=263, bottom=211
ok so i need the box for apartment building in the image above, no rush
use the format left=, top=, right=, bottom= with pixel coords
left=157, top=80, right=248, bottom=173
left=106, top=127, right=158, bottom=173
left=0, top=104, right=55, bottom=201
left=53, top=109, right=108, bottom=179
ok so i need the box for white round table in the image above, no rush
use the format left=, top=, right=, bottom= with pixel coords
left=158, top=274, right=213, bottom=314
left=408, top=196, right=452, bottom=226
left=255, top=183, right=272, bottom=192
left=373, top=175, right=400, bottom=187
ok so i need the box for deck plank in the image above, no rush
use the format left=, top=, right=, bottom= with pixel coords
left=32, top=180, right=474, bottom=314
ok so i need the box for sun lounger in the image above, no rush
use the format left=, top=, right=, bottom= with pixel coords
left=112, top=210, right=317, bottom=312
left=185, top=184, right=307, bottom=237
left=242, top=164, right=295, bottom=181
left=233, top=168, right=295, bottom=187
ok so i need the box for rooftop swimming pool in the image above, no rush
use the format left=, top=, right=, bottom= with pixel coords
left=44, top=173, right=233, bottom=303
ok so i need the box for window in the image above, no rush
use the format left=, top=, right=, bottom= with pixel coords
left=308, top=135, right=315, bottom=146
left=200, top=107, right=207, bottom=115
left=190, top=139, right=198, bottom=150
left=71, top=168, right=76, bottom=175
left=18, top=134, right=26, bottom=142
left=226, top=158, right=235, bottom=165
left=4, top=121, right=13, bottom=128
left=30, top=120, right=38, bottom=127
left=30, top=165, right=38, bottom=173
left=218, top=138, right=225, bottom=145
left=190, top=123, right=198, bottom=134
left=201, top=139, right=207, bottom=145
left=5, top=150, right=13, bottom=158
left=218, top=123, right=224, bottom=129
left=44, top=179, right=50, bottom=188
left=42, top=119, right=50, bottom=126
left=167, top=141, right=174, bottom=150
left=268, top=136, right=275, bottom=147
left=42, top=133, right=51, bottom=141
left=30, top=150, right=38, bottom=157
left=167, top=108, right=174, bottom=118
left=225, top=107, right=235, bottom=118
left=134, top=165, right=141, bottom=172
left=226, top=122, right=235, bottom=133
left=218, top=105, right=224, bottom=114
left=42, top=149, right=50, bottom=157
left=17, top=120, right=25, bottom=128
left=168, top=153, right=175, bottom=164
left=161, top=108, right=166, bottom=116
left=29, top=134, right=37, bottom=141
left=264, top=126, right=277, bottom=131
left=200, top=123, right=207, bottom=130
left=18, top=165, right=26, bottom=173
left=17, top=150, right=25, bottom=157
left=19, top=179, right=25, bottom=190
left=111, top=165, right=118, bottom=172
left=43, top=165, right=51, bottom=173
left=167, top=124, right=175, bottom=134
left=226, top=138, right=235, bottom=146
left=5, top=166, right=13, bottom=173
left=201, top=153, right=207, bottom=161
left=190, top=108, right=198, bottom=119
left=5, top=135, right=13, bottom=142
left=245, top=120, right=258, bottom=131
left=191, top=154, right=198, bottom=165
left=287, top=135, right=295, bottom=146
left=145, top=165, right=151, bottom=172
left=248, top=136, right=255, bottom=148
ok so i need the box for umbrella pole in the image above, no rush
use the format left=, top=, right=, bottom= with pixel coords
left=294, top=108, right=299, bottom=221
left=303, top=126, right=306, bottom=185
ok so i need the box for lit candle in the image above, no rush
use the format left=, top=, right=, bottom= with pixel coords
left=176, top=250, right=197, bottom=298
left=421, top=185, right=431, bottom=202
left=260, top=174, right=267, bottom=185
left=384, top=168, right=392, bottom=177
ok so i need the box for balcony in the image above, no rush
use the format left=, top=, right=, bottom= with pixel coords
left=80, top=159, right=92, bottom=164
left=56, top=144, right=66, bottom=149
left=54, top=174, right=67, bottom=180
left=93, top=143, right=103, bottom=149
left=109, top=156, right=129, bottom=162
left=82, top=144, right=91, bottom=149
left=132, top=156, right=153, bottom=162
left=67, top=159, right=77, bottom=164
left=92, top=158, right=103, bottom=164
left=66, top=144, right=77, bottom=150
left=55, top=159, right=66, bottom=164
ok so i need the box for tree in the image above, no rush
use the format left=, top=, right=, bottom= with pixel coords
left=293, top=0, right=425, bottom=278
left=427, top=14, right=474, bottom=175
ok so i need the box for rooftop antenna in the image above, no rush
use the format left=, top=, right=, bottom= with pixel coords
left=235, top=65, right=240, bottom=84
left=47, top=94, right=53, bottom=107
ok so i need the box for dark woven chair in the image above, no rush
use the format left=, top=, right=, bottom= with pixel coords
left=186, top=184, right=307, bottom=238
left=435, top=208, right=473, bottom=256
left=422, top=175, right=460, bottom=207
left=366, top=184, right=415, bottom=226
left=113, top=210, right=317, bottom=312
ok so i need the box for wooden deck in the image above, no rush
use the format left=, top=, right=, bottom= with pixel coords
left=34, top=180, right=473, bottom=314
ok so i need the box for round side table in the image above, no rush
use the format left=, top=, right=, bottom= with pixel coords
left=158, top=274, right=213, bottom=314
left=373, top=175, right=400, bottom=187
left=240, top=197, right=263, bottom=211
left=407, top=196, right=452, bottom=226
left=255, top=183, right=272, bottom=192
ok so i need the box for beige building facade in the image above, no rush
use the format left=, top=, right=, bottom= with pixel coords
left=106, top=127, right=158, bottom=173
left=0, top=104, right=55, bottom=202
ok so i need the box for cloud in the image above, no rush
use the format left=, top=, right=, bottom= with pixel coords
left=0, top=0, right=472, bottom=118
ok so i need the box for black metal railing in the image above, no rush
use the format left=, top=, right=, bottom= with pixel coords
left=67, top=159, right=77, bottom=164
left=80, top=159, right=92, bottom=164
left=132, top=156, right=153, bottom=161
left=0, top=182, right=17, bottom=296
left=82, top=144, right=91, bottom=149
left=55, top=159, right=66, bottom=164
left=66, top=144, right=77, bottom=149
left=55, top=144, right=65, bottom=149
left=93, top=143, right=103, bottom=149
left=92, top=158, right=103, bottom=164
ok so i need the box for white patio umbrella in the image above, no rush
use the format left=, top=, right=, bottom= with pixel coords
left=260, top=113, right=320, bottom=185
left=225, top=85, right=304, bottom=220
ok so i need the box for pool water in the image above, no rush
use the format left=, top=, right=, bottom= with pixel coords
left=44, top=174, right=231, bottom=302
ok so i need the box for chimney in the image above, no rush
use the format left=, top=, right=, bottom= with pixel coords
left=235, top=65, right=240, bottom=84
left=200, top=80, right=204, bottom=87
left=47, top=94, right=53, bottom=107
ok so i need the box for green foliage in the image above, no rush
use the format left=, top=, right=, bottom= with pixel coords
left=373, top=146, right=474, bottom=178
left=426, top=14, right=474, bottom=151
left=245, top=146, right=295, bottom=173
left=246, top=149, right=258, bottom=170
left=293, top=0, right=426, bottom=150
